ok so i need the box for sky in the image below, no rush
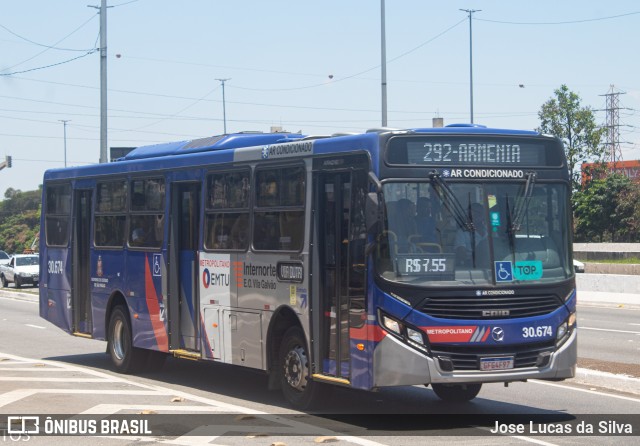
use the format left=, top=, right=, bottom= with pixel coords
left=1, top=0, right=640, bottom=193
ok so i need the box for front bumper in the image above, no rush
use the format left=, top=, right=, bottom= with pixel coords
left=372, top=329, right=576, bottom=387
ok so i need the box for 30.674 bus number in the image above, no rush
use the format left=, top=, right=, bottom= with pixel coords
left=522, top=326, right=552, bottom=338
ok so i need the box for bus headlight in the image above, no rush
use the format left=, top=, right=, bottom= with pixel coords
left=381, top=314, right=402, bottom=336
left=556, top=322, right=568, bottom=340
left=556, top=311, right=576, bottom=346
left=568, top=311, right=576, bottom=328
left=379, top=311, right=429, bottom=353
left=407, top=327, right=428, bottom=351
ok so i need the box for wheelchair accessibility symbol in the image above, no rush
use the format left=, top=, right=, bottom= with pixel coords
left=153, top=254, right=162, bottom=277
left=495, top=261, right=513, bottom=282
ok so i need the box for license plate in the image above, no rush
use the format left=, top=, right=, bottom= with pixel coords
left=480, top=356, right=514, bottom=371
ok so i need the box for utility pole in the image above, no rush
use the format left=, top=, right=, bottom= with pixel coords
left=600, top=85, right=625, bottom=168
left=99, top=0, right=108, bottom=163
left=460, top=9, right=480, bottom=124
left=59, top=120, right=71, bottom=167
left=216, top=78, right=230, bottom=134
left=381, top=0, right=388, bottom=127
left=89, top=0, right=110, bottom=163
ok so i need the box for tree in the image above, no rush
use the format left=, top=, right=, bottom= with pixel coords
left=537, top=85, right=607, bottom=193
left=573, top=174, right=639, bottom=242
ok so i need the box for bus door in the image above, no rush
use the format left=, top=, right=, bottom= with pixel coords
left=169, top=182, right=201, bottom=352
left=312, top=167, right=367, bottom=382
left=72, top=189, right=93, bottom=335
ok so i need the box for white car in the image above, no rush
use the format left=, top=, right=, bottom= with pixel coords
left=0, top=254, right=39, bottom=288
left=573, top=259, right=585, bottom=273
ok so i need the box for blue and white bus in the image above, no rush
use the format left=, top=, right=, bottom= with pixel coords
left=40, top=125, right=576, bottom=408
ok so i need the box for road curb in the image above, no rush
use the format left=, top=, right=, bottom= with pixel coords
left=572, top=367, right=640, bottom=396
left=0, top=289, right=38, bottom=302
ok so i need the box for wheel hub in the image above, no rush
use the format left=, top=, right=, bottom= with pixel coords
left=283, top=345, right=308, bottom=391
left=112, top=319, right=125, bottom=361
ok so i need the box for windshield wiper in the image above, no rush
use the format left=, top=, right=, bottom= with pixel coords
left=429, top=171, right=473, bottom=232
left=510, top=171, right=537, bottom=233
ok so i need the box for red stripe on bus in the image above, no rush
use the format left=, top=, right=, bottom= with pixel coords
left=145, top=256, right=169, bottom=352
left=349, top=324, right=386, bottom=342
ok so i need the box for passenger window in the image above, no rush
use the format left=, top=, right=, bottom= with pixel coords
left=95, top=180, right=127, bottom=248
left=45, top=183, right=71, bottom=247
left=254, top=166, right=305, bottom=251
left=129, top=178, right=165, bottom=249
left=204, top=170, right=250, bottom=251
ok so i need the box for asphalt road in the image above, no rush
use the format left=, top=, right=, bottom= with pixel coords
left=0, top=292, right=639, bottom=445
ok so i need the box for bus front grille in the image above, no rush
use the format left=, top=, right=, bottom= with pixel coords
left=430, top=341, right=556, bottom=371
left=419, top=294, right=562, bottom=319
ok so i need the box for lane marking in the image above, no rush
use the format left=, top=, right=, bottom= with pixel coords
left=0, top=389, right=170, bottom=408
left=81, top=404, right=231, bottom=414
left=0, top=352, right=389, bottom=446
left=532, top=379, right=640, bottom=403
left=581, top=326, right=640, bottom=335
left=0, top=377, right=108, bottom=382
left=25, top=324, right=45, bottom=329
left=475, top=426, right=559, bottom=446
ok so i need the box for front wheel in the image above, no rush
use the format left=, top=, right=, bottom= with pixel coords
left=278, top=327, right=323, bottom=410
left=431, top=383, right=482, bottom=402
left=0, top=275, right=6, bottom=288
left=14, top=277, right=21, bottom=288
left=107, top=306, right=148, bottom=373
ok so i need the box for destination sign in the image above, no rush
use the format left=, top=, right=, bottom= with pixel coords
left=386, top=137, right=554, bottom=167
left=277, top=261, right=304, bottom=283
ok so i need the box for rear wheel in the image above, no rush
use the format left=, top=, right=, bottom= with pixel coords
left=431, top=383, right=482, bottom=402
left=278, top=327, right=323, bottom=410
left=107, top=306, right=148, bottom=373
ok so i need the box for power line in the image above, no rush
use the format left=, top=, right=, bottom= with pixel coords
left=0, top=14, right=98, bottom=73
left=229, top=18, right=466, bottom=92
left=477, top=10, right=640, bottom=25
left=0, top=50, right=97, bottom=77
left=0, top=23, right=97, bottom=52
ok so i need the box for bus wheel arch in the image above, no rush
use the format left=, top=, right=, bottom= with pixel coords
left=266, top=305, right=302, bottom=390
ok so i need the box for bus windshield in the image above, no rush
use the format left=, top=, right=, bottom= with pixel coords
left=375, top=180, right=572, bottom=286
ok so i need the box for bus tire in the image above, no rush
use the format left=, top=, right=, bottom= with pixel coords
left=107, top=306, right=148, bottom=374
left=278, top=327, right=321, bottom=410
left=431, top=383, right=482, bottom=402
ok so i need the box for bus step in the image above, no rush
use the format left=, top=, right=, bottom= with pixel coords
left=72, top=332, right=92, bottom=339
left=311, top=374, right=350, bottom=386
left=170, top=349, right=201, bottom=361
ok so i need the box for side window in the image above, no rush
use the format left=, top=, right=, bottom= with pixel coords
left=129, top=178, right=165, bottom=248
left=253, top=166, right=305, bottom=251
left=45, top=183, right=71, bottom=247
left=95, top=180, right=127, bottom=248
left=204, top=170, right=250, bottom=250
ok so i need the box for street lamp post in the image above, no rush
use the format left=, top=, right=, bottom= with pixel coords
left=59, top=120, right=70, bottom=167
left=381, top=0, right=388, bottom=127
left=460, top=8, right=480, bottom=124
left=216, top=78, right=230, bottom=134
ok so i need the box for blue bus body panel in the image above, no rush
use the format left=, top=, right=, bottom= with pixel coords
left=39, top=248, right=72, bottom=333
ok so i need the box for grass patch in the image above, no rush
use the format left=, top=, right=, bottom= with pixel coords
left=584, top=257, right=640, bottom=264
